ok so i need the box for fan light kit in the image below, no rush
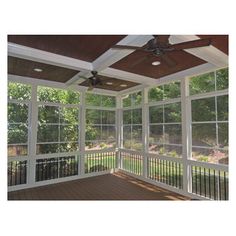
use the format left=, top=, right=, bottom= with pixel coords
left=34, top=68, right=43, bottom=72
left=152, top=61, right=161, bottom=66
left=106, top=82, right=113, bottom=85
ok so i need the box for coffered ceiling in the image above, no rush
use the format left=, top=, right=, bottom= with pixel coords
left=8, top=35, right=228, bottom=92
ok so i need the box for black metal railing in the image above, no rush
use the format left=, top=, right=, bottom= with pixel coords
left=191, top=166, right=228, bottom=200
left=120, top=151, right=143, bottom=176
left=85, top=152, right=116, bottom=173
left=8, top=161, right=27, bottom=186
left=148, top=157, right=183, bottom=189
left=36, top=156, right=78, bottom=182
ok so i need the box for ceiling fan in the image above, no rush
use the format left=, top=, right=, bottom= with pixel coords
left=81, top=71, right=103, bottom=90
left=111, top=35, right=211, bottom=67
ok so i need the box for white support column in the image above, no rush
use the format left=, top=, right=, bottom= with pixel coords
left=28, top=84, right=38, bottom=185
left=181, top=78, right=192, bottom=194
left=116, top=95, right=122, bottom=169
left=142, top=87, right=149, bottom=178
left=79, top=90, right=86, bottom=175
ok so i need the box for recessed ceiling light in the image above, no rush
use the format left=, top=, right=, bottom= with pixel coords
left=106, top=82, right=113, bottom=85
left=34, top=68, right=43, bottom=72
left=120, top=84, right=127, bottom=88
left=152, top=61, right=161, bottom=66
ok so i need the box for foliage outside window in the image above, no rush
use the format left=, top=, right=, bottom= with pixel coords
left=85, top=93, right=116, bottom=150
left=86, top=93, right=116, bottom=107
left=149, top=102, right=182, bottom=157
left=190, top=68, right=228, bottom=164
left=148, top=81, right=181, bottom=102
left=37, top=87, right=80, bottom=154
left=122, top=91, right=142, bottom=108
left=38, top=86, right=80, bottom=104
left=8, top=82, right=31, bottom=157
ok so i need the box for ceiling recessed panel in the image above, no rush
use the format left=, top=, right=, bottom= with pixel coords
left=8, top=35, right=126, bottom=62
left=111, top=50, right=207, bottom=79
left=8, top=56, right=79, bottom=83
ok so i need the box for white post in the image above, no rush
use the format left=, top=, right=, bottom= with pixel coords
left=116, top=95, right=122, bottom=169
left=28, top=84, right=38, bottom=185
left=79, top=90, right=86, bottom=175
left=181, top=78, right=192, bottom=194
left=142, top=87, right=149, bottom=178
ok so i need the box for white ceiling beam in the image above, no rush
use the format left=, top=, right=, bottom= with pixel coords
left=100, top=67, right=157, bottom=85
left=8, top=43, right=93, bottom=71
left=169, top=35, right=228, bottom=67
left=66, top=35, right=154, bottom=86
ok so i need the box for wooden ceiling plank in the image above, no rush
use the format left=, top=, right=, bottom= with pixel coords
left=8, top=43, right=93, bottom=72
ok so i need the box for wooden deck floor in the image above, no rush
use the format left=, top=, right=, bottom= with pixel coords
left=8, top=172, right=190, bottom=200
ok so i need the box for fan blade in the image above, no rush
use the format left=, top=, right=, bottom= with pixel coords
left=153, top=35, right=170, bottom=43
left=111, top=45, right=143, bottom=50
left=131, top=54, right=153, bottom=68
left=170, top=38, right=211, bottom=50
left=159, top=53, right=177, bottom=67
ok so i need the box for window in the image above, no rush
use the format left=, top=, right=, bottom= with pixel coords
left=85, top=93, right=116, bottom=150
left=8, top=82, right=31, bottom=157
left=190, top=68, right=228, bottom=164
left=148, top=82, right=182, bottom=157
left=36, top=87, right=80, bottom=154
left=122, top=91, right=142, bottom=150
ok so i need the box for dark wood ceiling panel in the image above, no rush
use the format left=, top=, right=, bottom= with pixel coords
left=80, top=75, right=139, bottom=91
left=111, top=50, right=206, bottom=79
left=8, top=35, right=126, bottom=62
left=8, top=56, right=79, bottom=83
left=198, top=35, right=228, bottom=55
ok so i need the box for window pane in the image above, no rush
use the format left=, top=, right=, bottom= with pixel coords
left=218, top=123, right=228, bottom=148
left=192, top=97, right=216, bottom=122
left=86, top=109, right=101, bottom=124
left=217, top=95, right=228, bottom=121
left=149, top=105, right=163, bottom=123
left=192, top=147, right=228, bottom=164
left=148, top=86, right=164, bottom=102
left=8, top=124, right=28, bottom=144
left=132, top=109, right=142, bottom=124
left=36, top=143, right=59, bottom=154
left=101, top=95, right=116, bottom=107
left=38, top=105, right=59, bottom=123
left=132, top=125, right=142, bottom=141
left=101, top=126, right=116, bottom=140
left=102, top=110, right=115, bottom=124
left=192, top=123, right=216, bottom=147
left=148, top=144, right=164, bottom=154
left=189, top=72, right=215, bottom=95
left=164, top=124, right=182, bottom=144
left=8, top=82, right=31, bottom=100
left=122, top=95, right=131, bottom=107
left=8, top=103, right=28, bottom=123
left=132, top=91, right=142, bottom=106
left=8, top=145, right=27, bottom=156
left=37, top=124, right=59, bottom=142
left=123, top=126, right=131, bottom=140
left=164, top=81, right=181, bottom=99
left=60, top=125, right=79, bottom=142
left=60, top=107, right=79, bottom=124
left=164, top=102, right=181, bottom=123
left=86, top=93, right=101, bottom=106
left=85, top=125, right=101, bottom=140
left=38, top=86, right=79, bottom=104
left=216, top=68, right=228, bottom=90
left=149, top=125, right=163, bottom=143
left=164, top=145, right=182, bottom=158
left=59, top=142, right=79, bottom=152
left=123, top=110, right=132, bottom=124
